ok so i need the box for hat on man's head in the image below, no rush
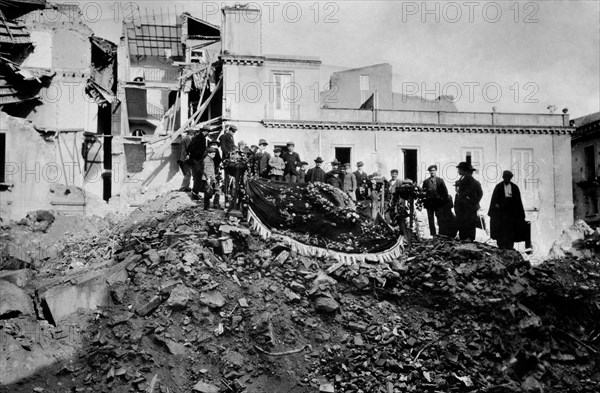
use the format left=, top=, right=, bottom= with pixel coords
left=314, top=157, right=324, bottom=163
left=331, top=159, right=340, bottom=165
left=502, top=170, right=513, bottom=178
left=300, top=161, right=308, bottom=166
left=286, top=141, right=295, bottom=146
left=258, top=139, right=268, bottom=146
left=250, top=144, right=258, bottom=149
left=456, top=162, right=475, bottom=172
left=228, top=125, right=237, bottom=132
left=390, top=169, right=399, bottom=174
left=274, top=147, right=282, bottom=153
left=427, top=165, right=438, bottom=171
left=242, top=146, right=252, bottom=154
left=207, top=147, right=217, bottom=154
left=356, top=161, right=364, bottom=167
left=343, top=163, right=351, bottom=169
left=209, top=139, right=219, bottom=146
left=201, top=126, right=211, bottom=133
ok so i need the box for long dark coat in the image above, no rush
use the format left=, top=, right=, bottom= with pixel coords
left=488, top=181, right=525, bottom=242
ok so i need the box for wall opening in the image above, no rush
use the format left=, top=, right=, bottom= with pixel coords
left=0, top=133, right=5, bottom=183
left=584, top=145, right=595, bottom=181
left=334, top=147, right=351, bottom=166
left=402, top=148, right=418, bottom=182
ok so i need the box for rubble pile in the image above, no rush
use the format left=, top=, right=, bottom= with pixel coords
left=1, top=193, right=599, bottom=392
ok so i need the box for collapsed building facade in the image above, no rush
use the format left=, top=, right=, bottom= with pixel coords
left=0, top=3, right=223, bottom=220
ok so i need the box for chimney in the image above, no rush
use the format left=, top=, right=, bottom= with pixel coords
left=221, top=6, right=262, bottom=57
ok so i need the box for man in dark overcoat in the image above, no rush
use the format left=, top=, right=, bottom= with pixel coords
left=488, top=170, right=525, bottom=249
left=454, top=162, right=483, bottom=241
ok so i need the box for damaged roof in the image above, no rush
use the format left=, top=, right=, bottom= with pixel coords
left=125, top=22, right=183, bottom=57
left=0, top=55, right=53, bottom=105
left=0, top=0, right=46, bottom=20
left=181, top=12, right=220, bottom=39
left=0, top=14, right=32, bottom=45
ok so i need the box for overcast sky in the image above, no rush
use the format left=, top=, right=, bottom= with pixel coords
left=66, top=0, right=599, bottom=118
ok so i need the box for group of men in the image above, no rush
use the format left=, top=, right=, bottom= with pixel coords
left=177, top=124, right=526, bottom=249
left=421, top=162, right=526, bottom=249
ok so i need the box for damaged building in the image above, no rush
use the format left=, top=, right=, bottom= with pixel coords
left=571, top=112, right=600, bottom=225
left=0, top=3, right=223, bottom=219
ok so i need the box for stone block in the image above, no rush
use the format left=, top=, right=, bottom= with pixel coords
left=0, top=269, right=32, bottom=288
left=40, top=275, right=110, bottom=324
left=0, top=280, right=34, bottom=318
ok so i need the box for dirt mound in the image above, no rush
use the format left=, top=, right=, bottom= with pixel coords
left=2, top=194, right=599, bottom=393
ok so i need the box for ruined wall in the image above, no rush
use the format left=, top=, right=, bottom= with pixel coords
left=19, top=9, right=98, bottom=133
left=0, top=114, right=89, bottom=220
left=322, top=63, right=394, bottom=110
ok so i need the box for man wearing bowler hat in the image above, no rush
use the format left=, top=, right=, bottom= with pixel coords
left=280, top=141, right=301, bottom=182
left=488, top=170, right=525, bottom=249
left=306, top=157, right=327, bottom=183
left=454, top=161, right=483, bottom=241
left=422, top=164, right=449, bottom=236
left=254, top=139, right=270, bottom=178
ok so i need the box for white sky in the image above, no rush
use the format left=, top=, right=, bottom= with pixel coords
left=62, top=0, right=599, bottom=118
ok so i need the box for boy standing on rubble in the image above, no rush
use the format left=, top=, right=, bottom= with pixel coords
left=342, top=163, right=357, bottom=201
left=269, top=147, right=285, bottom=181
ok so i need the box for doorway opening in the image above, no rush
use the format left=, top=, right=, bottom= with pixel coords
left=335, top=147, right=351, bottom=166
left=402, top=148, right=418, bottom=182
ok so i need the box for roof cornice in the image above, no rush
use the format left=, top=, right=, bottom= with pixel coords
left=261, top=120, right=574, bottom=135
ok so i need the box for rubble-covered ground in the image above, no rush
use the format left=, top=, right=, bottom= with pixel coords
left=1, top=193, right=599, bottom=393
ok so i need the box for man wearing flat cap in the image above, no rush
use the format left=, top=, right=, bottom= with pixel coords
left=219, top=124, right=237, bottom=159
left=280, top=141, right=301, bottom=183
left=354, top=161, right=369, bottom=201
left=422, top=164, right=449, bottom=236
left=306, top=157, right=327, bottom=183
left=454, top=162, right=483, bottom=241
left=488, top=170, right=525, bottom=249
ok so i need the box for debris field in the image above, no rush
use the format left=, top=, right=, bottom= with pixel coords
left=1, top=193, right=599, bottom=393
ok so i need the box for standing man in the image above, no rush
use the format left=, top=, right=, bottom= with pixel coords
left=327, top=159, right=341, bottom=178
left=422, top=164, right=449, bottom=236
left=353, top=161, right=369, bottom=201
left=188, top=126, right=210, bottom=200
left=254, top=139, right=270, bottom=178
left=280, top=141, right=301, bottom=182
left=488, top=170, right=525, bottom=249
left=177, top=128, right=194, bottom=192
left=219, top=124, right=237, bottom=158
left=306, top=157, right=327, bottom=183
left=454, top=162, right=483, bottom=241
left=219, top=124, right=236, bottom=203
left=341, top=163, right=357, bottom=201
